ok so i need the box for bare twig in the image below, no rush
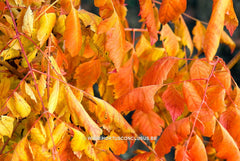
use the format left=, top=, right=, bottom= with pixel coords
left=227, top=51, right=240, bottom=69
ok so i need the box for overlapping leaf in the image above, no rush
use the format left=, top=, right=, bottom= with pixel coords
left=155, top=118, right=190, bottom=157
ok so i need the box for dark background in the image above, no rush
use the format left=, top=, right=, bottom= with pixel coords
left=81, top=0, right=240, bottom=85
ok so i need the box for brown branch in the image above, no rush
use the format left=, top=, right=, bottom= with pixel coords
left=227, top=51, right=240, bottom=69
left=0, top=60, right=24, bottom=79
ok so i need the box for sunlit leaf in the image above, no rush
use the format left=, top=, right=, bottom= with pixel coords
left=22, top=6, right=33, bottom=37
left=24, top=81, right=37, bottom=103
left=48, top=80, right=59, bottom=113
left=65, top=86, right=102, bottom=137
left=7, top=92, right=31, bottom=118
left=158, top=0, right=187, bottom=24
left=192, top=21, right=206, bottom=53
left=30, top=121, right=46, bottom=145
left=173, top=16, right=193, bottom=55
left=160, top=25, right=179, bottom=56
left=0, top=116, right=14, bottom=139
left=37, top=13, right=56, bottom=47
left=220, top=30, right=236, bottom=53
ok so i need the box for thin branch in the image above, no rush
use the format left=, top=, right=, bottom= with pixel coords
left=227, top=51, right=240, bottom=69
left=0, top=60, right=24, bottom=79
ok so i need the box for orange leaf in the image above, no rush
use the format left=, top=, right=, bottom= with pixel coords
left=108, top=58, right=134, bottom=99
left=190, top=59, right=212, bottom=85
left=142, top=56, right=178, bottom=86
left=206, top=85, right=226, bottom=113
left=65, top=86, right=102, bottom=137
left=64, top=6, right=82, bottom=57
left=213, top=122, right=240, bottom=161
left=155, top=118, right=190, bottom=157
left=130, top=152, right=161, bottom=161
left=139, top=0, right=158, bottom=45
left=162, top=85, right=185, bottom=121
left=98, top=12, right=127, bottom=70
left=12, top=137, right=34, bottom=161
left=132, top=110, right=164, bottom=138
left=158, top=0, right=186, bottom=24
left=112, top=85, right=161, bottom=113
left=203, top=0, right=229, bottom=61
left=74, top=59, right=101, bottom=90
left=220, top=106, right=240, bottom=148
left=209, top=68, right=231, bottom=90
left=192, top=21, right=206, bottom=53
left=220, top=30, right=236, bottom=53
left=224, top=0, right=238, bottom=36
left=175, top=135, right=207, bottom=161
left=173, top=16, right=193, bottom=55
left=183, top=81, right=202, bottom=112
left=160, top=25, right=179, bottom=56
left=96, top=131, right=128, bottom=155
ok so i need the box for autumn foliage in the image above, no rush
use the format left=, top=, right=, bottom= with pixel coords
left=0, top=0, right=239, bottom=160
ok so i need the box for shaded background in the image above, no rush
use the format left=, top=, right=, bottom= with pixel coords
left=81, top=0, right=240, bottom=160
left=81, top=0, right=240, bottom=85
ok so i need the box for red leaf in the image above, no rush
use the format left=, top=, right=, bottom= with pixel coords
left=162, top=85, right=185, bottom=121
left=139, top=0, right=158, bottom=45
left=213, top=122, right=240, bottom=161
left=63, top=6, right=82, bottom=57
left=224, top=0, right=238, bottom=36
left=155, top=118, right=190, bottom=157
left=112, top=85, right=161, bottom=113
left=158, top=0, right=187, bottom=24
left=132, top=110, right=164, bottom=138
left=142, top=56, right=178, bottom=86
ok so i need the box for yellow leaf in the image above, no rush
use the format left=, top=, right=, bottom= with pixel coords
left=7, top=92, right=31, bottom=118
left=22, top=6, right=33, bottom=37
left=161, top=24, right=179, bottom=56
left=0, top=48, right=20, bottom=61
left=71, top=129, right=89, bottom=152
left=0, top=116, right=15, bottom=139
left=37, top=13, right=56, bottom=47
left=30, top=121, right=46, bottom=145
left=192, top=21, right=206, bottom=52
left=220, top=30, right=236, bottom=53
left=54, top=14, right=66, bottom=35
left=47, top=122, right=67, bottom=149
left=48, top=80, right=59, bottom=113
left=12, top=137, right=34, bottom=161
left=38, top=74, right=46, bottom=97
left=24, top=81, right=37, bottom=103
left=21, top=49, right=38, bottom=68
